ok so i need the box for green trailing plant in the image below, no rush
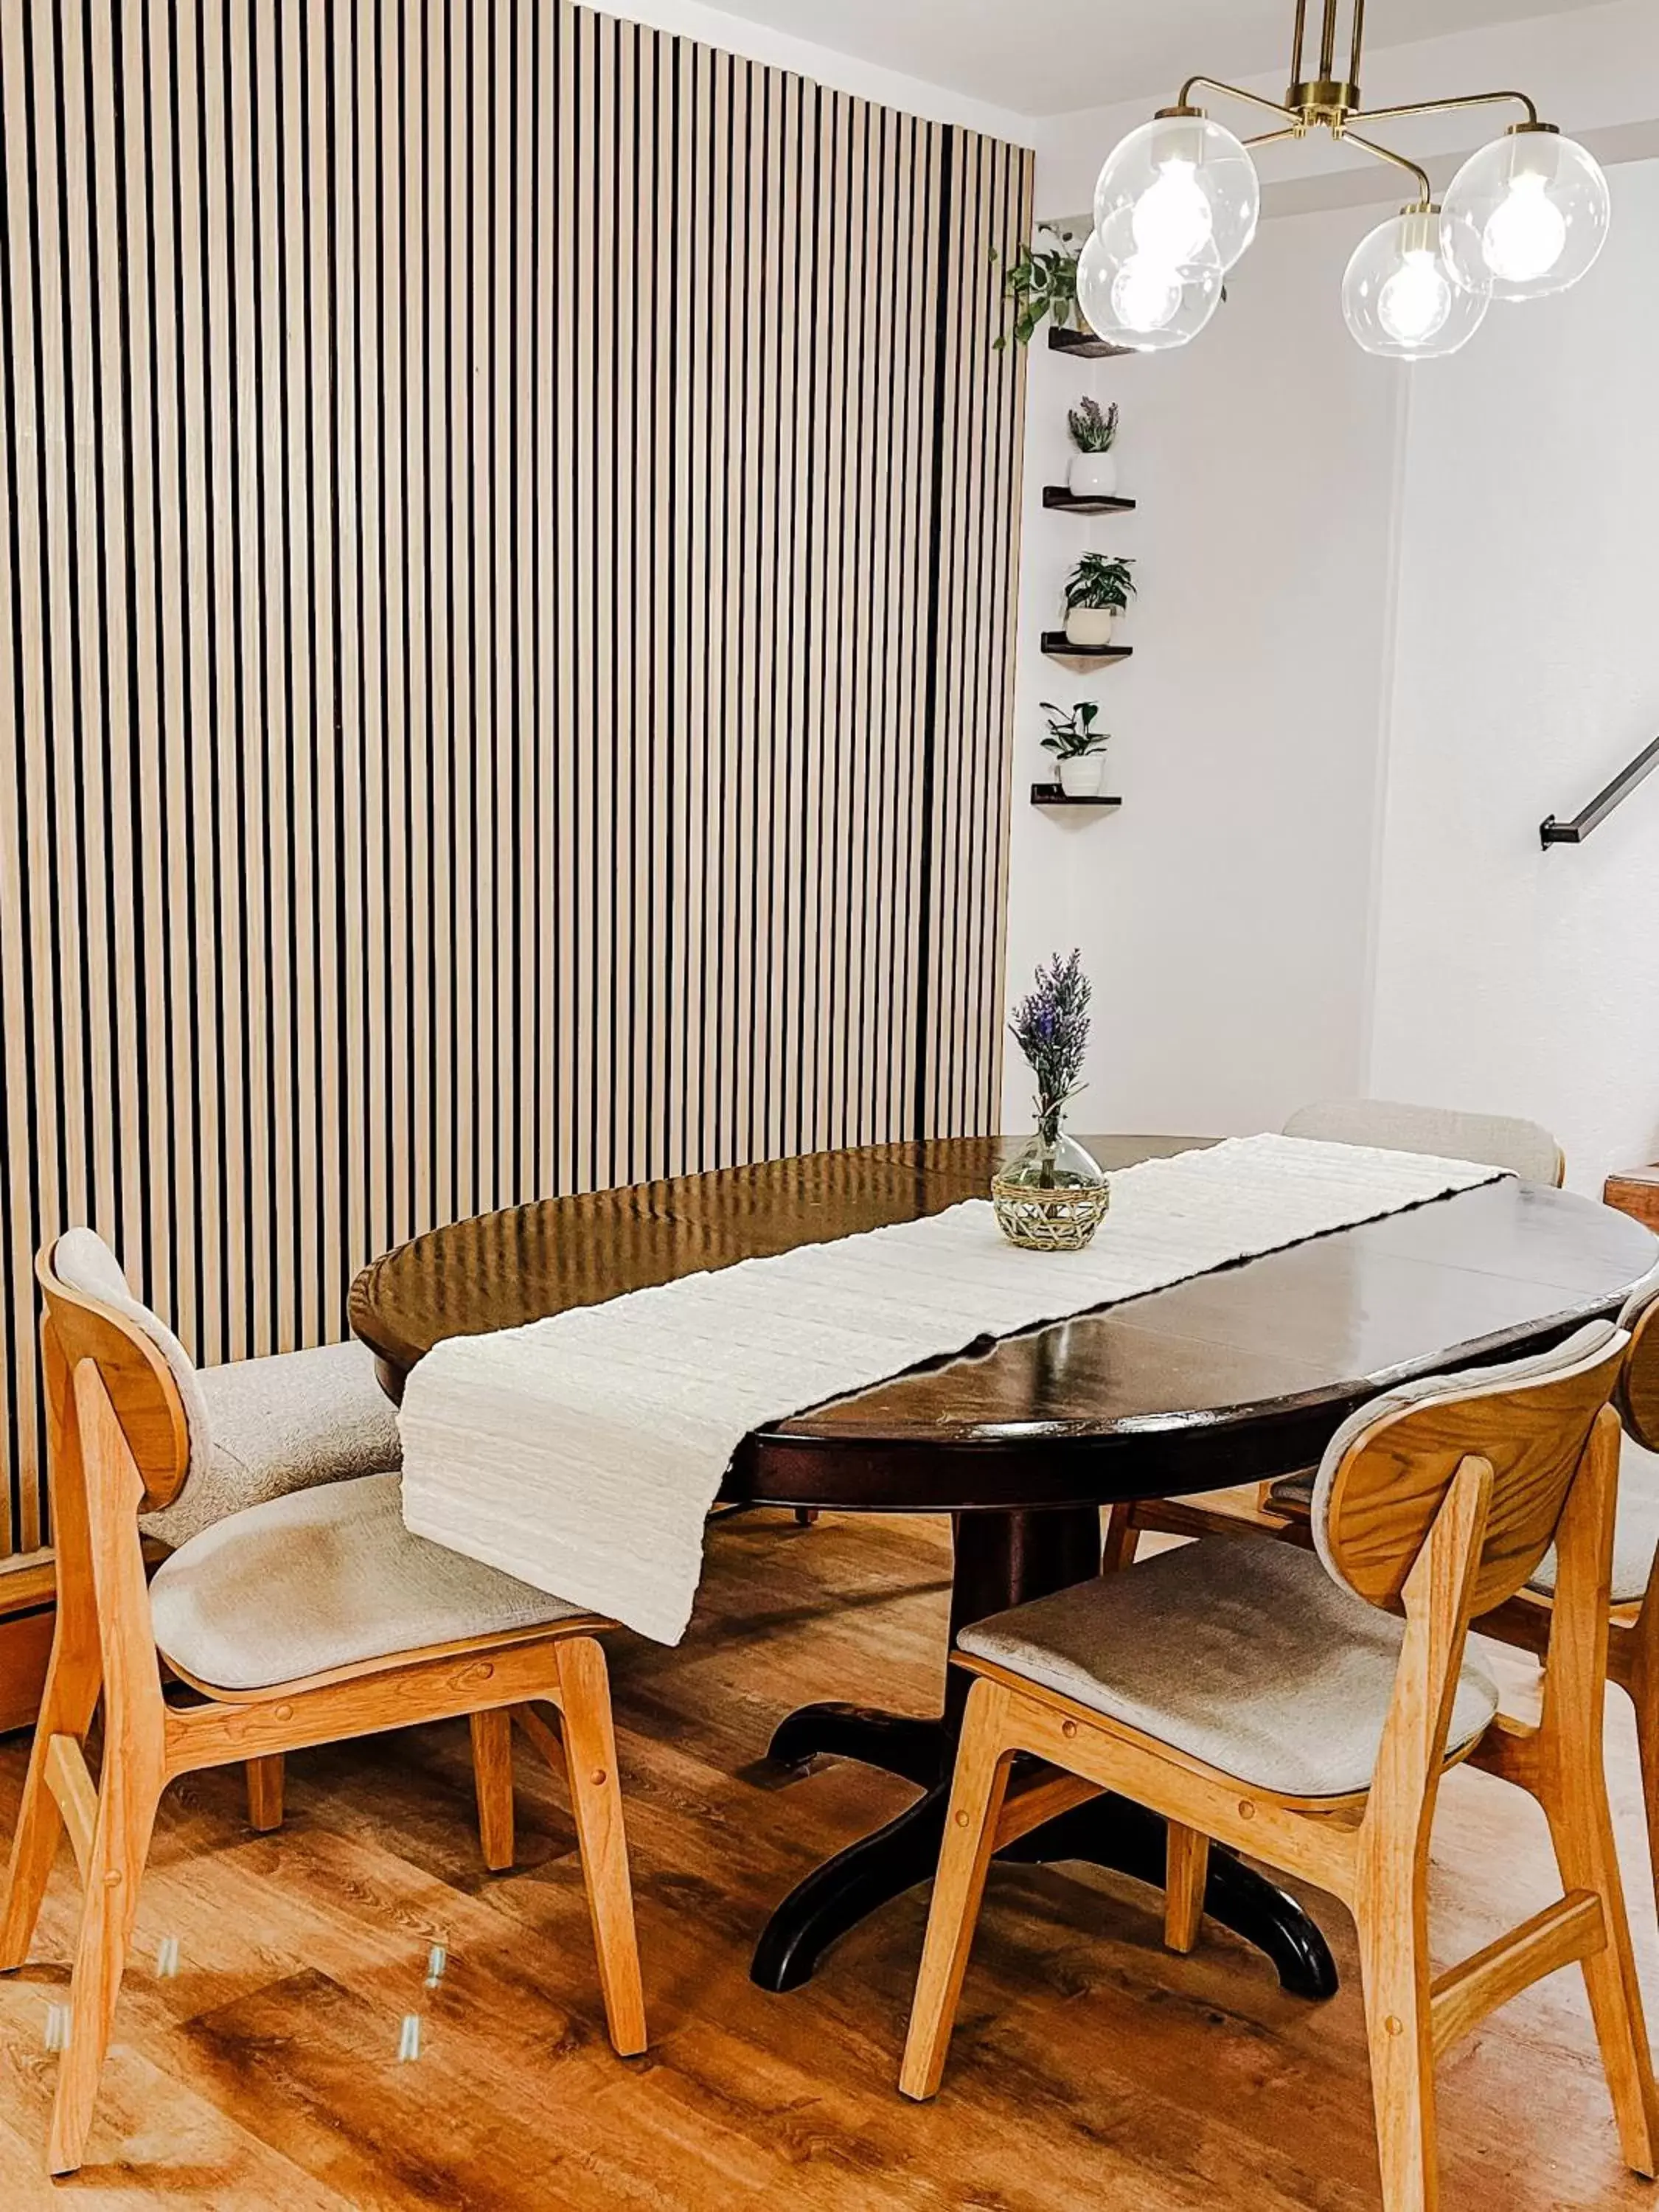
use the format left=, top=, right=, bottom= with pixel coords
left=1063, top=553, right=1136, bottom=613
left=1040, top=700, right=1107, bottom=759
left=1009, top=949, right=1091, bottom=1150
left=1066, top=397, right=1118, bottom=453
left=991, top=240, right=1080, bottom=350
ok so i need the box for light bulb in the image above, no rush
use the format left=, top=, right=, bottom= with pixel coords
left=1077, top=216, right=1224, bottom=351
left=1093, top=114, right=1259, bottom=274
left=1112, top=255, right=1183, bottom=333
left=1342, top=211, right=1488, bottom=359
left=1441, top=128, right=1610, bottom=301
left=1377, top=250, right=1453, bottom=346
left=1481, top=172, right=1568, bottom=282
left=1130, top=159, right=1214, bottom=265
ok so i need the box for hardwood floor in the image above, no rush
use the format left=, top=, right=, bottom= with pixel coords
left=0, top=1509, right=1653, bottom=2208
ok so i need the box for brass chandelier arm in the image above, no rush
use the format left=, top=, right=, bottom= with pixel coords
left=1175, top=72, right=1301, bottom=124
left=1350, top=87, right=1541, bottom=128
left=1243, top=126, right=1301, bottom=150
left=1335, top=128, right=1434, bottom=206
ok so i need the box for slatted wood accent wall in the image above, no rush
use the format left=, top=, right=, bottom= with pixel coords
left=0, top=1, right=1031, bottom=1558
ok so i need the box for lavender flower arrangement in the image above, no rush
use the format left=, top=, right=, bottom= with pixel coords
left=1009, top=949, right=1091, bottom=1152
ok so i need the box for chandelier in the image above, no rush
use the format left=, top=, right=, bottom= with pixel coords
left=1080, top=0, right=1611, bottom=359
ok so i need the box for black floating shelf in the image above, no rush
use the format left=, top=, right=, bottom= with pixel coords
left=1031, top=785, right=1122, bottom=810
left=1040, top=633, right=1133, bottom=666
left=1043, top=487, right=1136, bottom=515
left=1048, top=325, right=1132, bottom=361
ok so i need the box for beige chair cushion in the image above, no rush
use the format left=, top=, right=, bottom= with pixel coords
left=1281, top=1099, right=1561, bottom=1186
left=958, top=1537, right=1500, bottom=1800
left=149, top=1471, right=585, bottom=1692
left=1528, top=1435, right=1659, bottom=1607
left=143, top=1340, right=403, bottom=1548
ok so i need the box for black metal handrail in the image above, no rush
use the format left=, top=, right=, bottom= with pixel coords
left=1540, top=732, right=1659, bottom=847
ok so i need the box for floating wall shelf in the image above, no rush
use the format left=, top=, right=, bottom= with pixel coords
left=1043, top=487, right=1135, bottom=515
left=1040, top=634, right=1133, bottom=669
left=1031, top=785, right=1121, bottom=810
left=1048, top=326, right=1131, bottom=361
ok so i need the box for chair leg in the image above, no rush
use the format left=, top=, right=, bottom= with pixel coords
left=0, top=1638, right=101, bottom=1972
left=793, top=1509, right=819, bottom=1527
left=1542, top=1741, right=1659, bottom=2177
left=898, top=1677, right=1014, bottom=2104
left=1354, top=1873, right=1439, bottom=2212
left=1624, top=1653, right=1659, bottom=1919
left=47, top=1743, right=162, bottom=2177
left=1101, top=1503, right=1140, bottom=1575
left=1164, top=1823, right=1208, bottom=1955
left=552, top=1638, right=647, bottom=2057
left=470, top=1708, right=516, bottom=1872
left=244, top=1755, right=285, bottom=1834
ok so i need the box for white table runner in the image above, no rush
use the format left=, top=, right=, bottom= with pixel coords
left=398, top=1134, right=1504, bottom=1644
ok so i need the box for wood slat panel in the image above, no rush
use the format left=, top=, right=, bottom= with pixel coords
left=0, top=0, right=1029, bottom=1557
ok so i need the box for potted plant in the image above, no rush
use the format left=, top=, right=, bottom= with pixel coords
left=1041, top=700, right=1109, bottom=797
left=992, top=235, right=1082, bottom=351
left=1062, top=553, right=1135, bottom=647
left=1067, top=397, right=1119, bottom=498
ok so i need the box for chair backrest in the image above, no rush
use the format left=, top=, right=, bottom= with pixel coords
left=37, top=1242, right=192, bottom=1516
left=1310, top=1320, right=1627, bottom=1615
left=1617, top=1259, right=1659, bottom=1454
left=1281, top=1099, right=1565, bottom=1186
left=49, top=1228, right=209, bottom=1472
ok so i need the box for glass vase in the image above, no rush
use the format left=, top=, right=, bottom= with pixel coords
left=991, top=1126, right=1110, bottom=1251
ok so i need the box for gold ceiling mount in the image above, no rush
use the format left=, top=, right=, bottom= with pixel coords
left=1171, top=0, right=1551, bottom=214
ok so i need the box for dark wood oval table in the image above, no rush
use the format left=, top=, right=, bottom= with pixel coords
left=349, top=1134, right=1658, bottom=2000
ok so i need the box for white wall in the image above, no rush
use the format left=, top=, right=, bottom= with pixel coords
left=1001, top=206, right=1404, bottom=1139
left=587, top=0, right=1034, bottom=139
left=1367, top=156, right=1659, bottom=1193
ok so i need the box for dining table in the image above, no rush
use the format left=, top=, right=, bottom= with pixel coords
left=349, top=1132, right=1659, bottom=2002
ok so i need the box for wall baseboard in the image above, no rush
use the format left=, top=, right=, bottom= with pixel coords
left=0, top=1562, right=55, bottom=1736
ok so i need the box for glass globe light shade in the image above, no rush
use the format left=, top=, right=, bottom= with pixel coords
left=1077, top=214, right=1224, bottom=352
left=1341, top=210, right=1488, bottom=360
left=1092, top=112, right=1259, bottom=274
left=1440, top=127, right=1610, bottom=301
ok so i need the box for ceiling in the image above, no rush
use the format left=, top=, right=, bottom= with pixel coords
left=706, top=0, right=1610, bottom=119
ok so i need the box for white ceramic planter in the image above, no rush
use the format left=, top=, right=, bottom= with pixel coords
left=1057, top=754, right=1107, bottom=798
left=1064, top=605, right=1119, bottom=648
left=1068, top=451, right=1119, bottom=498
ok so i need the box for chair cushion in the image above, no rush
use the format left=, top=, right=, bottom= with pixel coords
left=141, top=1339, right=403, bottom=1548
left=1528, top=1436, right=1659, bottom=1607
left=150, top=1470, right=585, bottom=1692
left=958, top=1538, right=1500, bottom=1800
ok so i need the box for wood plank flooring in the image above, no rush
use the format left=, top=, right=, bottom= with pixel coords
left=0, top=1509, right=1654, bottom=2208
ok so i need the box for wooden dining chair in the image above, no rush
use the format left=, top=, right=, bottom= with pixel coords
left=900, top=1321, right=1658, bottom=2212
left=1, top=1247, right=647, bottom=2176
left=49, top=1226, right=408, bottom=1832
left=1105, top=1100, right=1570, bottom=1563
left=1475, top=1265, right=1659, bottom=1893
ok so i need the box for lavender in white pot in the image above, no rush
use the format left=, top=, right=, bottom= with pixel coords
left=1067, top=396, right=1119, bottom=498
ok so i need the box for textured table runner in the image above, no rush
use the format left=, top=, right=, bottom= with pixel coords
left=398, top=1134, right=1504, bottom=1643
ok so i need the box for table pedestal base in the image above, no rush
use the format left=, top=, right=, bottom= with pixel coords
left=751, top=1705, right=1338, bottom=1998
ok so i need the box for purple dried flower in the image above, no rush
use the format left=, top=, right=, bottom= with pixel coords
left=1009, top=949, right=1091, bottom=1143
